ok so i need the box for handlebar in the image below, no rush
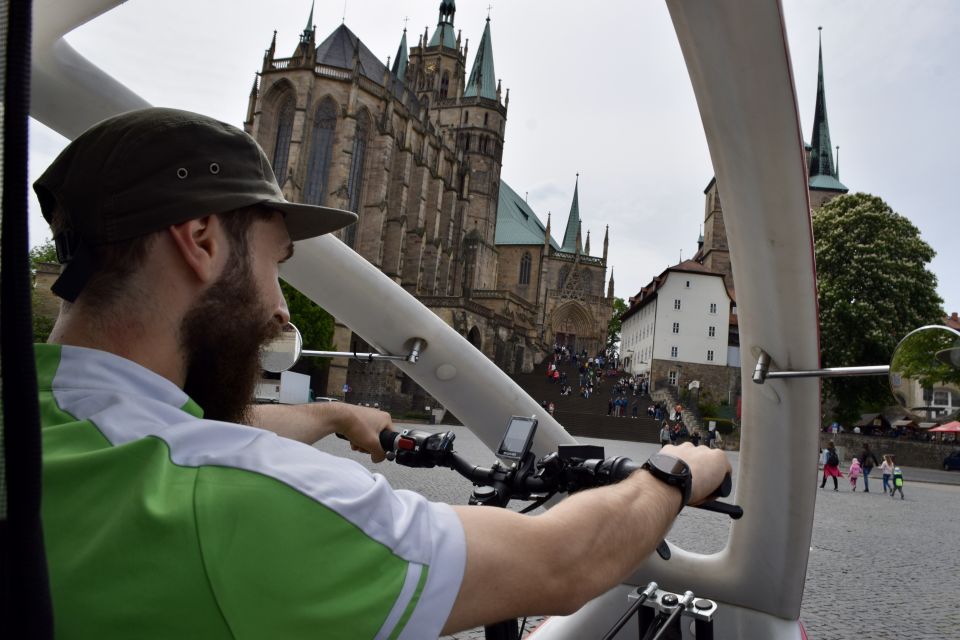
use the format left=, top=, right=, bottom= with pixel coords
left=375, top=428, right=742, bottom=519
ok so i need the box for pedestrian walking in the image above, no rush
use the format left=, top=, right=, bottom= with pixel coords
left=659, top=423, right=671, bottom=447
left=880, top=454, right=894, bottom=494
left=890, top=466, right=905, bottom=499
left=848, top=457, right=862, bottom=491
left=858, top=443, right=880, bottom=492
left=820, top=441, right=843, bottom=491
left=631, top=401, right=639, bottom=418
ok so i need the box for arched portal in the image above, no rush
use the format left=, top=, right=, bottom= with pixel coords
left=467, top=326, right=482, bottom=351
left=548, top=301, right=597, bottom=354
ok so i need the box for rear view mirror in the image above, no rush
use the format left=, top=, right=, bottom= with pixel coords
left=889, top=325, right=960, bottom=422
left=260, top=323, right=303, bottom=373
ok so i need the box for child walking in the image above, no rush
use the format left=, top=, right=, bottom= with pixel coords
left=880, top=455, right=894, bottom=494
left=890, top=466, right=905, bottom=500
left=848, top=457, right=862, bottom=491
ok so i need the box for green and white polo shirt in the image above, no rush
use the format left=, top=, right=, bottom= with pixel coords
left=37, top=344, right=466, bottom=639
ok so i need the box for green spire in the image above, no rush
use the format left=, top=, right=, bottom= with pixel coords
left=429, top=0, right=457, bottom=49
left=464, top=18, right=497, bottom=100
left=392, top=29, right=409, bottom=80
left=809, top=28, right=836, bottom=179
left=561, top=175, right=582, bottom=253
left=304, top=0, right=315, bottom=34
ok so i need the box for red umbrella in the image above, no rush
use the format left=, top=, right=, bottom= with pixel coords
left=930, top=421, right=960, bottom=432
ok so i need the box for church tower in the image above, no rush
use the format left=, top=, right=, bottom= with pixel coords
left=407, top=0, right=467, bottom=108
left=807, top=27, right=848, bottom=209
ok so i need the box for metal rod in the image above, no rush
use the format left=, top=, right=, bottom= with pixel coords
left=764, top=365, right=889, bottom=379
left=301, top=350, right=410, bottom=362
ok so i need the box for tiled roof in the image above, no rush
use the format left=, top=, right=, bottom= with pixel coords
left=495, top=180, right=559, bottom=249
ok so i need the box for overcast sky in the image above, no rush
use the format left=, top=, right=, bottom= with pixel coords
left=28, top=0, right=959, bottom=317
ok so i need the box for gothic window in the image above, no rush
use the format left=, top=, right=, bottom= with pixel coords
left=484, top=112, right=489, bottom=126
left=519, top=252, right=532, bottom=285
left=272, top=96, right=295, bottom=183
left=344, top=109, right=370, bottom=248
left=557, top=265, right=570, bottom=288
left=440, top=72, right=450, bottom=98
left=303, top=98, right=338, bottom=205
left=464, top=110, right=469, bottom=123
left=466, top=134, right=471, bottom=150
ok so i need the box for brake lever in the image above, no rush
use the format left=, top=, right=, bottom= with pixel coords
left=691, top=473, right=743, bottom=519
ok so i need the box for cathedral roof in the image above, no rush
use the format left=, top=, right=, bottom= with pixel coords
left=560, top=176, right=581, bottom=253
left=464, top=19, right=497, bottom=100
left=429, top=23, right=458, bottom=49
left=495, top=180, right=560, bottom=249
left=314, top=24, right=420, bottom=109
left=391, top=29, right=409, bottom=81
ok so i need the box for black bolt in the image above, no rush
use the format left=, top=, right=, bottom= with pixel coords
left=694, top=599, right=712, bottom=611
left=662, top=594, right=679, bottom=607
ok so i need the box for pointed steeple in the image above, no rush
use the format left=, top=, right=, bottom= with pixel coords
left=603, top=224, right=609, bottom=263
left=464, top=17, right=497, bottom=100
left=607, top=269, right=615, bottom=298
left=544, top=211, right=552, bottom=250
left=585, top=230, right=591, bottom=256
left=429, top=0, right=457, bottom=49
left=809, top=28, right=834, bottom=177
left=560, top=174, right=581, bottom=253
left=392, top=28, right=409, bottom=81
left=304, top=0, right=315, bottom=34
left=807, top=28, right=847, bottom=193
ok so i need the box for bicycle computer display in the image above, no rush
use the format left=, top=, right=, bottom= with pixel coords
left=496, top=416, right=538, bottom=461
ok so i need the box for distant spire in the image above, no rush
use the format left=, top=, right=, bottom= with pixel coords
left=391, top=28, right=409, bottom=80
left=584, top=229, right=591, bottom=256
left=602, top=224, right=609, bottom=263
left=607, top=269, right=615, bottom=299
left=305, top=0, right=315, bottom=33
left=429, top=0, right=457, bottom=48
left=464, top=16, right=497, bottom=99
left=809, top=27, right=837, bottom=179
left=561, top=174, right=581, bottom=252
left=544, top=211, right=552, bottom=250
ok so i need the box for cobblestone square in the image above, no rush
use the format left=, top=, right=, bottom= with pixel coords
left=318, top=427, right=960, bottom=639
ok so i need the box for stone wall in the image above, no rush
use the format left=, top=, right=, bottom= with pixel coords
left=820, top=432, right=959, bottom=470
left=650, top=358, right=740, bottom=406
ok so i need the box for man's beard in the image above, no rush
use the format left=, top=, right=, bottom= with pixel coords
left=180, top=255, right=281, bottom=423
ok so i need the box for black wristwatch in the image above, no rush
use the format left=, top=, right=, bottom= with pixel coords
left=642, top=453, right=692, bottom=511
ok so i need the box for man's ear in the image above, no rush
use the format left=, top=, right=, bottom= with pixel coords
left=167, top=216, right=225, bottom=284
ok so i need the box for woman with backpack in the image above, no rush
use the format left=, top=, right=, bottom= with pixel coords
left=820, top=441, right=843, bottom=491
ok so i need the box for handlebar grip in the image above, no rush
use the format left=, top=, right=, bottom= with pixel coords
left=694, top=499, right=743, bottom=520
left=714, top=473, right=732, bottom=499
left=379, top=429, right=399, bottom=453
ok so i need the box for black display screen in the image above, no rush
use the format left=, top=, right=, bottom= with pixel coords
left=497, top=416, right=538, bottom=460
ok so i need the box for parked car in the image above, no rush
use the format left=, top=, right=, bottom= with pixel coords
left=944, top=451, right=960, bottom=471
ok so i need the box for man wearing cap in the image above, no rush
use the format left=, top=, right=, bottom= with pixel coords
left=36, top=108, right=730, bottom=638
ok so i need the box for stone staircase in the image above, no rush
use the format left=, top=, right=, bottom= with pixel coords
left=510, top=359, right=662, bottom=444
left=650, top=387, right=703, bottom=434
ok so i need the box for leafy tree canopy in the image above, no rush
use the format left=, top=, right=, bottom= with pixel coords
left=30, top=238, right=58, bottom=267
left=606, top=297, right=628, bottom=353
left=814, top=192, right=943, bottom=423
left=279, top=281, right=336, bottom=392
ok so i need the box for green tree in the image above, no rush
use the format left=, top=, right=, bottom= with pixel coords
left=280, top=281, right=336, bottom=394
left=606, top=297, right=628, bottom=353
left=30, top=239, right=59, bottom=342
left=814, top=193, right=943, bottom=424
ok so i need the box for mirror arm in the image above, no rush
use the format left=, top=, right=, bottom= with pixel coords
left=752, top=349, right=889, bottom=384
left=302, top=339, right=425, bottom=365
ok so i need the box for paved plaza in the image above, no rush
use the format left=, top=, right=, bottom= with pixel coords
left=317, top=426, right=960, bottom=639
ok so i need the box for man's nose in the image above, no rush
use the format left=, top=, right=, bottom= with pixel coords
left=275, top=291, right=291, bottom=327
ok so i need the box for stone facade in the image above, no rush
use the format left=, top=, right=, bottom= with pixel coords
left=820, top=432, right=959, bottom=470
left=649, top=358, right=740, bottom=407
left=248, top=6, right=612, bottom=410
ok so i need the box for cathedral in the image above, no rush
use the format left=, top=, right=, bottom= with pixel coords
left=245, top=1, right=614, bottom=409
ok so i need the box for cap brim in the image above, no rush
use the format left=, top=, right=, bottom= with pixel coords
left=269, top=201, right=358, bottom=241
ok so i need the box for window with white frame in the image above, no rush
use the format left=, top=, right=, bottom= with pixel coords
left=674, top=299, right=681, bottom=310
left=671, top=346, right=678, bottom=358
left=668, top=371, right=678, bottom=385
left=708, top=326, right=716, bottom=337
left=672, top=322, right=679, bottom=334
left=707, top=350, right=714, bottom=362
left=709, top=302, right=717, bottom=314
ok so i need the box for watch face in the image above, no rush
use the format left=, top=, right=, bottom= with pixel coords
left=649, top=453, right=690, bottom=476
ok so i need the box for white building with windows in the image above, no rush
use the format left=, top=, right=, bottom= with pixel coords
left=620, top=260, right=740, bottom=404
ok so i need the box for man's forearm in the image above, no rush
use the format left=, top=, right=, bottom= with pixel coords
left=245, top=402, right=338, bottom=443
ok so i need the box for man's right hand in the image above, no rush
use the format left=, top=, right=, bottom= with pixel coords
left=657, top=442, right=731, bottom=505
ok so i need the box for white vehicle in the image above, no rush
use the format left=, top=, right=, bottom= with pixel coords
left=11, top=0, right=959, bottom=639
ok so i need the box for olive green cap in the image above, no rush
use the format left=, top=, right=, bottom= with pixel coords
left=34, top=107, right=357, bottom=301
